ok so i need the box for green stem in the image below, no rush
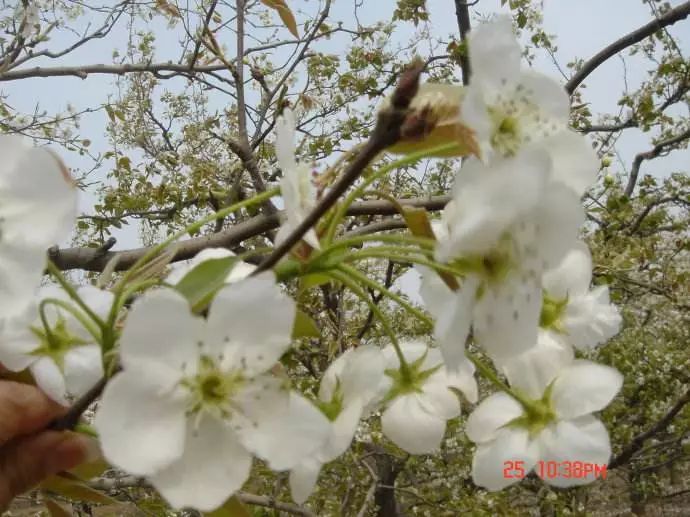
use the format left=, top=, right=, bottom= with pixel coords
left=328, top=268, right=413, bottom=380
left=118, top=187, right=279, bottom=290
left=465, top=351, right=533, bottom=408
left=39, top=298, right=102, bottom=343
left=323, top=142, right=458, bottom=245
left=338, top=264, right=433, bottom=329
left=345, top=249, right=464, bottom=276
left=326, top=234, right=436, bottom=253
left=46, top=261, right=106, bottom=330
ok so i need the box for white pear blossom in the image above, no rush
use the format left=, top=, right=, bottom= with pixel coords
left=0, top=135, right=77, bottom=324
left=95, top=275, right=329, bottom=512
left=275, top=108, right=320, bottom=249
left=166, top=247, right=256, bottom=285
left=0, top=285, right=109, bottom=405
left=461, top=17, right=599, bottom=195
left=290, top=345, right=386, bottom=503
left=466, top=360, right=622, bottom=490
left=379, top=341, right=477, bottom=454
left=541, top=241, right=622, bottom=349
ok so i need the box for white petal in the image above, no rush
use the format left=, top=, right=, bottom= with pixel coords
left=472, top=427, right=538, bottom=491
left=0, top=138, right=76, bottom=250
left=442, top=151, right=549, bottom=258
left=469, top=16, right=521, bottom=87
left=319, top=345, right=385, bottom=406
left=420, top=373, right=462, bottom=420
left=433, top=277, right=476, bottom=372
left=382, top=394, right=447, bottom=454
left=234, top=383, right=328, bottom=471
left=275, top=108, right=297, bottom=171
left=446, top=356, right=479, bottom=404
left=30, top=357, right=68, bottom=406
left=543, top=240, right=593, bottom=298
left=290, top=459, right=322, bottom=504
left=226, top=261, right=257, bottom=283
left=518, top=71, right=570, bottom=125
left=0, top=242, right=44, bottom=320
left=0, top=310, right=38, bottom=371
left=534, top=183, right=585, bottom=270
left=166, top=248, right=234, bottom=285
left=76, top=285, right=114, bottom=320
left=94, top=370, right=187, bottom=476
left=551, top=360, right=623, bottom=419
left=501, top=331, right=574, bottom=399
left=563, top=286, right=622, bottom=349
left=466, top=392, right=523, bottom=444
left=535, top=415, right=611, bottom=487
left=150, top=418, right=252, bottom=512
left=321, top=400, right=364, bottom=461
left=63, top=345, right=104, bottom=399
left=207, top=273, right=294, bottom=376
left=120, top=288, right=203, bottom=386
left=546, top=131, right=599, bottom=196
left=473, top=264, right=542, bottom=363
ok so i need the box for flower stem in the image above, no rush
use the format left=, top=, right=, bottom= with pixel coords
left=465, top=351, right=533, bottom=408
left=38, top=298, right=102, bottom=343
left=337, top=264, right=433, bottom=330
left=323, top=141, right=459, bottom=245
left=46, top=261, right=106, bottom=330
left=327, top=269, right=411, bottom=378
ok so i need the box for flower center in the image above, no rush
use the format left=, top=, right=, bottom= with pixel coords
left=489, top=107, right=522, bottom=157
left=507, top=390, right=557, bottom=438
left=539, top=292, right=568, bottom=332
left=183, top=355, right=244, bottom=422
left=30, top=316, right=88, bottom=367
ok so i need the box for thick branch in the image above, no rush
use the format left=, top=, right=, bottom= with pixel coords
left=625, top=127, right=690, bottom=197
left=609, top=387, right=690, bottom=469
left=453, top=0, right=473, bottom=85
left=565, top=1, right=690, bottom=94
left=50, top=195, right=450, bottom=272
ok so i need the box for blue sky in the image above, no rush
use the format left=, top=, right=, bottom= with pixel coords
left=2, top=0, right=688, bottom=254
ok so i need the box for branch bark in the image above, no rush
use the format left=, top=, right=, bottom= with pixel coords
left=624, top=127, right=690, bottom=197
left=453, top=0, right=473, bottom=85
left=50, top=195, right=450, bottom=272
left=609, top=387, right=690, bottom=469
left=565, top=1, right=690, bottom=94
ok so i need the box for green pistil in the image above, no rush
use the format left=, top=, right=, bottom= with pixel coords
left=507, top=386, right=557, bottom=438
left=489, top=108, right=521, bottom=156
left=540, top=292, right=569, bottom=331
left=183, top=355, right=244, bottom=418
left=383, top=350, right=442, bottom=403
left=30, top=317, right=88, bottom=367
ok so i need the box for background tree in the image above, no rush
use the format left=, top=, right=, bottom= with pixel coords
left=1, top=0, right=689, bottom=514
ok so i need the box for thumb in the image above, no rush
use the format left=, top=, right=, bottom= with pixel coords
left=0, top=431, right=98, bottom=511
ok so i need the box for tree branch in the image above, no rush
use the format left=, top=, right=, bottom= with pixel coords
left=625, top=127, right=690, bottom=197
left=50, top=195, right=450, bottom=272
left=609, top=387, right=690, bottom=469
left=453, top=0, right=473, bottom=85
left=252, top=61, right=425, bottom=274
left=565, top=1, right=690, bottom=94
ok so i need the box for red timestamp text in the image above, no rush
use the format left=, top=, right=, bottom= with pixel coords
left=503, top=460, right=607, bottom=480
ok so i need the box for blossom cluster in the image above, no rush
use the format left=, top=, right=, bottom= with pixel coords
left=0, top=17, right=624, bottom=513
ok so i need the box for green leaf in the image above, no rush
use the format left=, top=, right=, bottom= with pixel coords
left=44, top=498, right=72, bottom=517
left=299, top=272, right=331, bottom=290
left=205, top=496, right=251, bottom=517
left=260, top=0, right=299, bottom=38
left=104, top=104, right=116, bottom=122
left=41, top=474, right=121, bottom=505
left=292, top=309, right=320, bottom=339
left=174, top=256, right=238, bottom=313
